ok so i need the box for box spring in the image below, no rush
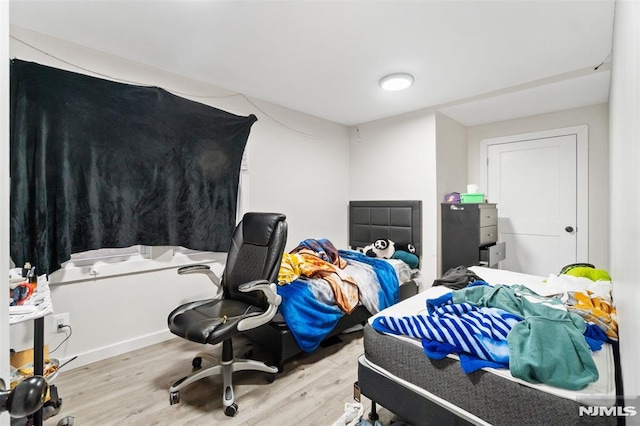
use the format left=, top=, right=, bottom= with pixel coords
left=360, top=324, right=616, bottom=426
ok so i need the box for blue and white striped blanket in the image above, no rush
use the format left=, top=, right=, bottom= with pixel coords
left=372, top=301, right=522, bottom=372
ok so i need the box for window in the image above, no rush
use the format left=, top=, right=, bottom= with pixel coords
left=50, top=147, right=249, bottom=284
left=68, top=245, right=150, bottom=264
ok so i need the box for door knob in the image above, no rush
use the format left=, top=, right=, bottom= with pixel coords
left=565, top=226, right=574, bottom=233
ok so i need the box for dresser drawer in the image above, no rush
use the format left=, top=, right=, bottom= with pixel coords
left=479, top=208, right=498, bottom=227
left=479, top=225, right=498, bottom=246
left=441, top=202, right=499, bottom=272
left=480, top=242, right=506, bottom=266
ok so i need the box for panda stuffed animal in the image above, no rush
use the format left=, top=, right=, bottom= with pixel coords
left=362, top=239, right=417, bottom=259
left=394, top=242, right=417, bottom=254
left=364, top=239, right=396, bottom=259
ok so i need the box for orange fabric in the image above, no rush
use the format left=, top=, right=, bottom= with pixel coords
left=567, top=290, right=618, bottom=340
left=295, top=249, right=360, bottom=313
left=282, top=239, right=361, bottom=313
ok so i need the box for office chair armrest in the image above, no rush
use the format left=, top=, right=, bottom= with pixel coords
left=238, top=280, right=282, bottom=306
left=237, top=280, right=282, bottom=332
left=177, top=264, right=222, bottom=297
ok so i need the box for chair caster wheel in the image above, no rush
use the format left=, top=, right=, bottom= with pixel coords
left=169, top=391, right=180, bottom=405
left=224, top=402, right=238, bottom=417
left=192, top=356, right=202, bottom=369
left=266, top=373, right=276, bottom=383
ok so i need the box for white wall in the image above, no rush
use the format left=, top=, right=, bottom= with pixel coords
left=8, top=26, right=350, bottom=368
left=435, top=112, right=468, bottom=276
left=246, top=100, right=350, bottom=249
left=609, top=0, right=640, bottom=420
left=464, top=103, right=610, bottom=269
left=1, top=3, right=10, bottom=425
left=435, top=112, right=468, bottom=201
left=348, top=110, right=438, bottom=284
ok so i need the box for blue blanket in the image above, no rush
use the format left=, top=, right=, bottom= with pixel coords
left=338, top=250, right=399, bottom=310
left=277, top=280, right=344, bottom=352
left=277, top=250, right=399, bottom=352
left=372, top=302, right=522, bottom=373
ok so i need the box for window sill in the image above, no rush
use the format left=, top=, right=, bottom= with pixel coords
left=48, top=248, right=227, bottom=285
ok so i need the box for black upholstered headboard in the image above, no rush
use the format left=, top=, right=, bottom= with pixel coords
left=349, top=200, right=422, bottom=258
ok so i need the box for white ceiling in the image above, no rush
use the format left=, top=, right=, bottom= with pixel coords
left=9, top=0, right=615, bottom=126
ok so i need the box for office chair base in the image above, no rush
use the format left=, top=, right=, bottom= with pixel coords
left=168, top=357, right=278, bottom=415
left=224, top=403, right=238, bottom=417
left=191, top=352, right=218, bottom=370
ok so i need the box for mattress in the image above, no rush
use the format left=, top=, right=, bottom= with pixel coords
left=361, top=267, right=617, bottom=425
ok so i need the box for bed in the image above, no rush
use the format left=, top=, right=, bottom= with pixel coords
left=244, top=200, right=422, bottom=371
left=356, top=266, right=621, bottom=426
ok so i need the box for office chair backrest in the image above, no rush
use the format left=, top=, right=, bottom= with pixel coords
left=222, top=212, right=287, bottom=307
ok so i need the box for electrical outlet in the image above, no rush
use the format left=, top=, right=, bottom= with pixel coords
left=52, top=313, right=70, bottom=332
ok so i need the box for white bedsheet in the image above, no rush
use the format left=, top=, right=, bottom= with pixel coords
left=368, top=266, right=616, bottom=406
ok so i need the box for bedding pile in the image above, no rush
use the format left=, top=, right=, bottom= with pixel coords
left=372, top=269, right=617, bottom=391
left=276, top=239, right=404, bottom=352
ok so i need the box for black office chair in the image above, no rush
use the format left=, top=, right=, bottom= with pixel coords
left=167, top=212, right=287, bottom=417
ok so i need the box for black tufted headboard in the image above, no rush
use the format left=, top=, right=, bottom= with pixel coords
left=348, top=200, right=422, bottom=259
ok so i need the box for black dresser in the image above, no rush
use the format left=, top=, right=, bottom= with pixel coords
left=441, top=203, right=506, bottom=272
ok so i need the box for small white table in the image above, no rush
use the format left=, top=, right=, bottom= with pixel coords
left=9, top=271, right=54, bottom=426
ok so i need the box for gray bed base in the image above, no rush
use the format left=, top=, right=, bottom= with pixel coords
left=357, top=324, right=618, bottom=426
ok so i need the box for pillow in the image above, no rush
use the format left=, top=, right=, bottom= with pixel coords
left=564, top=266, right=611, bottom=282
left=392, top=250, right=419, bottom=269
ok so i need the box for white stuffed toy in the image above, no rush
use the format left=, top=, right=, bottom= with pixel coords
left=363, top=239, right=396, bottom=259
left=362, top=239, right=417, bottom=259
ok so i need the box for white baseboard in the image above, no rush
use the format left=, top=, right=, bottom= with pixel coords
left=58, top=329, right=175, bottom=371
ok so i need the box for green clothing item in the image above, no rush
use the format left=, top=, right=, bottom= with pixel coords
left=564, top=266, right=612, bottom=282
left=452, top=284, right=599, bottom=390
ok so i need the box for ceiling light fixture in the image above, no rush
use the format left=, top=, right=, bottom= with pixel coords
left=379, top=73, right=415, bottom=91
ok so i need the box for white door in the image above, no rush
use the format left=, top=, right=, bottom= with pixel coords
left=483, top=127, right=588, bottom=276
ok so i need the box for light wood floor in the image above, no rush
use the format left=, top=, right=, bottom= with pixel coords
left=43, top=331, right=398, bottom=426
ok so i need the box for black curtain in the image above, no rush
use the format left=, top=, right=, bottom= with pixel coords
left=10, top=59, right=257, bottom=275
